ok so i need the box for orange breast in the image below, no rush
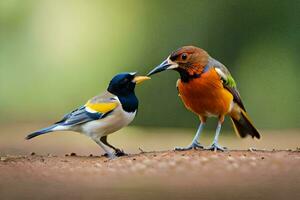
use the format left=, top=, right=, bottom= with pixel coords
left=177, top=68, right=233, bottom=117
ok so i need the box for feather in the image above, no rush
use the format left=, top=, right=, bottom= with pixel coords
left=58, top=92, right=118, bottom=126
left=85, top=101, right=118, bottom=114
left=209, top=57, right=245, bottom=111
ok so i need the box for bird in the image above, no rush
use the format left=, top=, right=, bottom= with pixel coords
left=147, top=46, right=260, bottom=151
left=26, top=72, right=150, bottom=158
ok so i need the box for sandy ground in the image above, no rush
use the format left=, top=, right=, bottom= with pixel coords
left=1, top=123, right=300, bottom=156
left=0, top=150, right=299, bottom=200
left=0, top=123, right=299, bottom=199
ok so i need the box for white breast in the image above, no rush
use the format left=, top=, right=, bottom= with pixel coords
left=80, top=105, right=136, bottom=138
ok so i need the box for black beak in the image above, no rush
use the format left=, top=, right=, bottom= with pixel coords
left=147, top=59, right=172, bottom=76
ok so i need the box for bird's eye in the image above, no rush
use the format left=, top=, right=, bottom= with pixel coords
left=181, top=53, right=187, bottom=60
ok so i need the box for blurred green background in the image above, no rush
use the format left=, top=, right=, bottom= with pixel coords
left=0, top=0, right=299, bottom=130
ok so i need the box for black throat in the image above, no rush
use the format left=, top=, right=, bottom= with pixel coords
left=117, top=93, right=138, bottom=113
left=175, top=68, right=201, bottom=83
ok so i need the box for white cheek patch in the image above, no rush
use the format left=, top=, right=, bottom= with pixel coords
left=166, top=58, right=179, bottom=69
left=167, top=63, right=179, bottom=69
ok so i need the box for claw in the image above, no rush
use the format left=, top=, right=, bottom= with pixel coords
left=115, top=149, right=127, bottom=157
left=175, top=141, right=204, bottom=151
left=103, top=153, right=117, bottom=159
left=104, top=149, right=127, bottom=158
left=103, top=149, right=127, bottom=159
left=205, top=143, right=227, bottom=152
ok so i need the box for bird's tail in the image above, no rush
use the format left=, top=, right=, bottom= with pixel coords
left=25, top=125, right=58, bottom=140
left=230, top=105, right=260, bottom=139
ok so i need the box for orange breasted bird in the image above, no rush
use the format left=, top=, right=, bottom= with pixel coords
left=147, top=46, right=260, bottom=151
left=26, top=72, right=150, bottom=158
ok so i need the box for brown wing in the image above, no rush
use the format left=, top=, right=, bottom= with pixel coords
left=208, top=57, right=246, bottom=111
left=224, top=86, right=246, bottom=111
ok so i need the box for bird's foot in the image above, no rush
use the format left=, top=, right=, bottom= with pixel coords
left=103, top=149, right=127, bottom=159
left=103, top=153, right=117, bottom=159
left=115, top=149, right=127, bottom=157
left=175, top=141, right=204, bottom=151
left=205, top=142, right=227, bottom=152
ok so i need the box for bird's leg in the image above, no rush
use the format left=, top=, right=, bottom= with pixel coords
left=92, top=136, right=116, bottom=159
left=100, top=136, right=127, bottom=157
left=175, top=122, right=205, bottom=151
left=206, top=117, right=227, bottom=151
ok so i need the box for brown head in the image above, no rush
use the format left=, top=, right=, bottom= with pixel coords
left=147, top=46, right=209, bottom=81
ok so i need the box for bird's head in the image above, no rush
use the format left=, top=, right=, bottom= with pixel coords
left=147, top=46, right=209, bottom=80
left=107, top=72, right=150, bottom=96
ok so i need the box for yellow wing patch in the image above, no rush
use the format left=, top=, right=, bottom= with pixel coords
left=85, top=101, right=118, bottom=113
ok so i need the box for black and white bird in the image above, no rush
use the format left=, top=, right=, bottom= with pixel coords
left=26, top=72, right=150, bottom=158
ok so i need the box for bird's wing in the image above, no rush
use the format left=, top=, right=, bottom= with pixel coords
left=208, top=57, right=246, bottom=111
left=55, top=92, right=119, bottom=126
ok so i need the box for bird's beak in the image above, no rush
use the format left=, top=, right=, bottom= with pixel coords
left=147, top=57, right=178, bottom=76
left=133, top=76, right=151, bottom=84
